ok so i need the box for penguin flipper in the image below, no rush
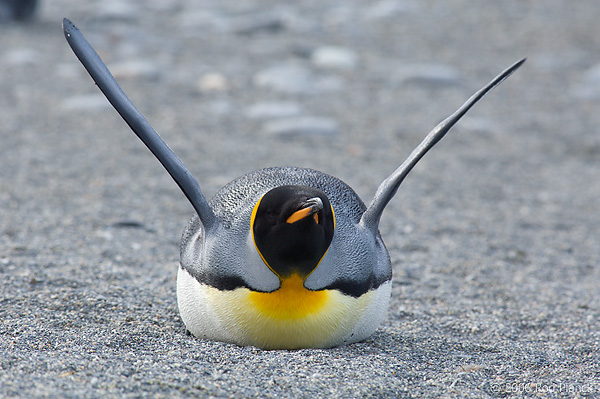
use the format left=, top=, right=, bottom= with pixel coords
left=62, top=18, right=218, bottom=233
left=360, top=58, right=526, bottom=233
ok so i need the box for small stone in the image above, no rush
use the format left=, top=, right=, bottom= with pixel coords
left=262, top=116, right=338, bottom=138
left=582, top=64, right=600, bottom=84
left=207, top=100, right=235, bottom=116
left=62, top=94, right=111, bottom=112
left=4, top=48, right=40, bottom=66
left=364, top=0, right=413, bottom=20
left=231, top=13, right=285, bottom=35
left=254, top=63, right=314, bottom=94
left=109, top=60, right=161, bottom=81
left=55, top=63, right=81, bottom=79
left=314, top=76, right=344, bottom=92
left=95, top=229, right=114, bottom=240
left=198, top=73, right=228, bottom=92
left=95, top=1, right=139, bottom=21
left=572, top=64, right=600, bottom=99
left=148, top=0, right=178, bottom=13
left=311, top=46, right=358, bottom=70
left=459, top=117, right=497, bottom=134
left=393, top=63, right=462, bottom=87
left=456, top=364, right=485, bottom=373
left=245, top=102, right=303, bottom=120
left=178, top=10, right=228, bottom=31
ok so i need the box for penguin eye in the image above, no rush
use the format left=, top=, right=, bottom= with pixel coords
left=266, top=209, right=279, bottom=220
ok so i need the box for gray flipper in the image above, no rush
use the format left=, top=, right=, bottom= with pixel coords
left=62, top=18, right=219, bottom=233
left=360, top=58, right=526, bottom=234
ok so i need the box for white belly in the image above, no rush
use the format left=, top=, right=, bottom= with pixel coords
left=177, top=267, right=391, bottom=349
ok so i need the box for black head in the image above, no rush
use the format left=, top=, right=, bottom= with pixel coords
left=251, top=185, right=335, bottom=279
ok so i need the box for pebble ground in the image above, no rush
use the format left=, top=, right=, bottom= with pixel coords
left=1, top=1, right=600, bottom=398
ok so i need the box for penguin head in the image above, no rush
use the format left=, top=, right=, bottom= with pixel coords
left=251, top=185, right=335, bottom=280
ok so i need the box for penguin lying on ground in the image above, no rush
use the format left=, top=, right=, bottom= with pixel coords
left=63, top=18, right=524, bottom=349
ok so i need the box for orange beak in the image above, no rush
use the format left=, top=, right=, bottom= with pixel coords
left=286, top=197, right=322, bottom=224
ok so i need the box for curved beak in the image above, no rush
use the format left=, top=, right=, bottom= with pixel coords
left=286, top=197, right=323, bottom=224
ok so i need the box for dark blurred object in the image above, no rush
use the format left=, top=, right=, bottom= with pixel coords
left=0, top=0, right=38, bottom=22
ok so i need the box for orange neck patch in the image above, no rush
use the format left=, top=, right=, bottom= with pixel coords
left=249, top=274, right=328, bottom=320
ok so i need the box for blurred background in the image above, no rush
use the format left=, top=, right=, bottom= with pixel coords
left=1, top=1, right=599, bottom=396
left=2, top=0, right=598, bottom=273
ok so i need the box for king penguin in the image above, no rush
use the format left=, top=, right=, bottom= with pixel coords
left=63, top=18, right=524, bottom=349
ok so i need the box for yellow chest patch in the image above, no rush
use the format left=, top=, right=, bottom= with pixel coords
left=248, top=274, right=328, bottom=320
left=200, top=279, right=376, bottom=349
left=178, top=267, right=392, bottom=349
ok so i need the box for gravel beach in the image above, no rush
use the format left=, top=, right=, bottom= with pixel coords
left=2, top=1, right=599, bottom=397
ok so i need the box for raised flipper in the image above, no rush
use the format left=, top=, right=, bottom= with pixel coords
left=360, top=58, right=526, bottom=234
left=62, top=18, right=219, bottom=233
